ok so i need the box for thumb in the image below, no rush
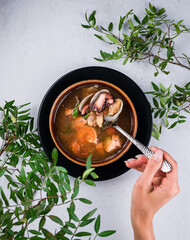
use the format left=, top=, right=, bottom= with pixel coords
left=141, top=149, right=163, bottom=184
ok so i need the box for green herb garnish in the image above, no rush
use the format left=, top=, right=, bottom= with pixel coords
left=84, top=112, right=90, bottom=119
left=72, top=102, right=79, bottom=118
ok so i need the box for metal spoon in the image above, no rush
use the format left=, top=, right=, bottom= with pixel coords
left=114, top=125, right=172, bottom=173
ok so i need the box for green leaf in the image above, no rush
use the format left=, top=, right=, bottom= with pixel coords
left=154, top=71, right=159, bottom=77
left=72, top=103, right=79, bottom=118
left=79, top=198, right=92, bottom=204
left=159, top=83, right=165, bottom=92
left=52, top=148, right=58, bottom=166
left=159, top=61, right=167, bottom=70
left=67, top=208, right=79, bottom=222
left=89, top=11, right=96, bottom=22
left=151, top=82, right=159, bottom=91
left=42, top=228, right=56, bottom=240
left=108, top=22, right=113, bottom=31
left=75, top=232, right=91, bottom=237
left=26, top=183, right=33, bottom=199
left=0, top=186, right=9, bottom=207
left=10, top=187, right=17, bottom=203
left=128, top=19, right=134, bottom=29
left=65, top=221, right=76, bottom=229
left=29, top=230, right=42, bottom=235
left=168, top=121, right=178, bottom=129
left=94, top=215, right=100, bottom=233
left=142, top=15, right=148, bottom=24
left=84, top=179, right=96, bottom=186
left=118, top=16, right=124, bottom=31
left=134, top=14, right=141, bottom=24
left=81, top=208, right=97, bottom=221
left=178, top=120, right=186, bottom=123
left=61, top=227, right=73, bottom=235
left=0, top=168, right=5, bottom=177
left=98, top=230, right=116, bottom=237
left=94, top=57, right=104, bottom=61
left=123, top=55, right=129, bottom=65
left=174, top=24, right=180, bottom=34
left=90, top=172, right=99, bottom=179
left=94, top=34, right=104, bottom=41
left=153, top=98, right=159, bottom=108
left=105, top=34, right=119, bottom=43
left=81, top=24, right=91, bottom=28
left=167, top=47, right=173, bottom=59
left=149, top=2, right=156, bottom=13
left=82, top=168, right=95, bottom=179
left=4, top=100, right=15, bottom=109
left=80, top=218, right=95, bottom=227
left=175, top=85, right=185, bottom=93
left=86, top=154, right=92, bottom=169
left=152, top=131, right=159, bottom=140
left=15, top=228, right=26, bottom=238
left=20, top=166, right=26, bottom=180
left=56, top=166, right=68, bottom=174
left=39, top=216, right=46, bottom=230
left=49, top=215, right=63, bottom=226
left=71, top=178, right=79, bottom=200
left=168, top=114, right=178, bottom=118
left=153, top=56, right=159, bottom=64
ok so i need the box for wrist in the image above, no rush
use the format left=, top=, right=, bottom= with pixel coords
left=131, top=215, right=155, bottom=240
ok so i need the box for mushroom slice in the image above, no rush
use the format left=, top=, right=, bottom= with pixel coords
left=79, top=93, right=94, bottom=112
left=104, top=99, right=123, bottom=123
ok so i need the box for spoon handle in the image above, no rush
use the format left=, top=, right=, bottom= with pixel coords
left=114, top=126, right=172, bottom=173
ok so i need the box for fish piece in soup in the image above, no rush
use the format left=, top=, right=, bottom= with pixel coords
left=77, top=126, right=98, bottom=144
left=71, top=140, right=80, bottom=155
left=72, top=116, right=87, bottom=128
left=104, top=135, right=121, bottom=153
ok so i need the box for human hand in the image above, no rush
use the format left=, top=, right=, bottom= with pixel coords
left=125, top=147, right=180, bottom=240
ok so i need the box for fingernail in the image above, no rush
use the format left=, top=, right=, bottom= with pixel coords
left=152, top=150, right=163, bottom=162
left=135, top=154, right=144, bottom=158
left=124, top=158, right=136, bottom=163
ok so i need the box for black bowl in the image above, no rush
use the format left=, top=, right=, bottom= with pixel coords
left=38, top=66, right=152, bottom=181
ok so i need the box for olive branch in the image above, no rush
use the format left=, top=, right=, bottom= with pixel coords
left=82, top=3, right=190, bottom=139
left=0, top=101, right=116, bottom=239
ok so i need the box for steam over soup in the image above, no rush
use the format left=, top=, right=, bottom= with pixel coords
left=53, top=83, right=134, bottom=165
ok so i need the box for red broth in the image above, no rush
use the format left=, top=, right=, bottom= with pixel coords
left=53, top=83, right=133, bottom=165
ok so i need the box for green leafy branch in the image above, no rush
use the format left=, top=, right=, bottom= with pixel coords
left=82, top=3, right=190, bottom=76
left=0, top=101, right=116, bottom=239
left=146, top=82, right=190, bottom=139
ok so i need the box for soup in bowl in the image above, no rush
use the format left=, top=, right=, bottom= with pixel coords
left=49, top=80, right=137, bottom=167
